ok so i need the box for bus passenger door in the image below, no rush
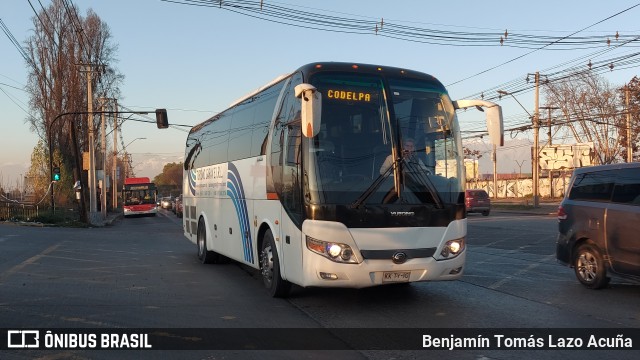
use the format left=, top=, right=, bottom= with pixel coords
left=280, top=124, right=304, bottom=284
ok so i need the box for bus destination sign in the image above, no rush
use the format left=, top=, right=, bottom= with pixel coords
left=326, top=89, right=373, bottom=102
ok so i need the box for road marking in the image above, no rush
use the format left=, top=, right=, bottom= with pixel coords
left=0, top=243, right=61, bottom=285
left=487, top=253, right=556, bottom=290
left=0, top=234, right=20, bottom=243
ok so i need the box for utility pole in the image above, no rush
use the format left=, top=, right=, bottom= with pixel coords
left=625, top=85, right=632, bottom=162
left=86, top=66, right=97, bottom=217
left=515, top=160, right=526, bottom=198
left=492, top=144, right=498, bottom=199
left=112, top=99, right=118, bottom=209
left=540, top=106, right=559, bottom=198
left=539, top=106, right=557, bottom=146
left=79, top=64, right=102, bottom=223
left=100, top=99, right=107, bottom=218
left=497, top=88, right=535, bottom=200
left=532, top=72, right=540, bottom=208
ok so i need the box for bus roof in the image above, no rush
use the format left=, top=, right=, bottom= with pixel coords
left=189, top=62, right=445, bottom=135
left=228, top=72, right=293, bottom=108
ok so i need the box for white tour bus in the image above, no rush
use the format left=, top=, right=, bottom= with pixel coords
left=182, top=62, right=503, bottom=297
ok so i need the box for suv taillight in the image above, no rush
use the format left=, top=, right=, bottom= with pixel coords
left=557, top=205, right=567, bottom=220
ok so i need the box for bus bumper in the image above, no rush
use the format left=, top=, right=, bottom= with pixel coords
left=124, top=207, right=158, bottom=217
left=297, top=220, right=466, bottom=288
left=299, top=250, right=465, bottom=288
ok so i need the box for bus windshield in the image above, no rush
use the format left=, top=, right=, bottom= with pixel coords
left=123, top=185, right=157, bottom=206
left=306, top=73, right=463, bottom=207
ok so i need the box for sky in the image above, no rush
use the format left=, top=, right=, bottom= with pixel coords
left=2, top=0, right=639, bottom=191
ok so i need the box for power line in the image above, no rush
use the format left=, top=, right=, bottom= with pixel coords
left=27, top=0, right=60, bottom=53
left=447, top=2, right=640, bottom=86
left=163, top=0, right=640, bottom=49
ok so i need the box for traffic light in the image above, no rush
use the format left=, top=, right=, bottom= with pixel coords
left=155, top=108, right=168, bottom=129
left=52, top=166, right=61, bottom=182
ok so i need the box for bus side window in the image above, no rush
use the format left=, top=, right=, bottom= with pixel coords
left=277, top=73, right=303, bottom=224
left=283, top=124, right=303, bottom=224
left=252, top=80, right=286, bottom=157
left=271, top=72, right=302, bottom=197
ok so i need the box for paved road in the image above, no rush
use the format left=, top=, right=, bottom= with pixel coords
left=0, top=210, right=638, bottom=359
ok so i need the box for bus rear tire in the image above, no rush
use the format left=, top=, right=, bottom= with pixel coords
left=260, top=230, right=291, bottom=298
left=197, top=218, right=220, bottom=264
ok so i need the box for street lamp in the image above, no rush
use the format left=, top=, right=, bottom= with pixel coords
left=497, top=90, right=532, bottom=117
left=123, top=137, right=146, bottom=150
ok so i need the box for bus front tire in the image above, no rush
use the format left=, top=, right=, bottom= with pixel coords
left=260, top=230, right=291, bottom=298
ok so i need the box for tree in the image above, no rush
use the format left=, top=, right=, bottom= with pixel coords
left=153, top=162, right=184, bottom=195
left=622, top=76, right=640, bottom=161
left=23, top=0, right=123, bottom=207
left=463, top=147, right=482, bottom=181
left=25, top=139, right=72, bottom=206
left=544, top=71, right=626, bottom=165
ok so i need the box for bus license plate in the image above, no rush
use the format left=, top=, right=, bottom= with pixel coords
left=382, top=271, right=411, bottom=283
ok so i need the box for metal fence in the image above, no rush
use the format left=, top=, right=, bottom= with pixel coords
left=0, top=203, right=40, bottom=221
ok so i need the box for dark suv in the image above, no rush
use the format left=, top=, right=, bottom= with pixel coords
left=556, top=163, right=640, bottom=289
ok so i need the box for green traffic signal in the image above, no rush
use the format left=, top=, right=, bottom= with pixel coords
left=53, top=167, right=61, bottom=182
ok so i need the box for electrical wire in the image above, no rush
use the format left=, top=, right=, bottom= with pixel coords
left=163, top=0, right=640, bottom=49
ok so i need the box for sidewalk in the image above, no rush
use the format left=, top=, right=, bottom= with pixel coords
left=87, top=210, right=123, bottom=227
left=491, top=198, right=560, bottom=216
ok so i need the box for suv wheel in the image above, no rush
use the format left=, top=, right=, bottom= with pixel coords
left=574, top=243, right=609, bottom=289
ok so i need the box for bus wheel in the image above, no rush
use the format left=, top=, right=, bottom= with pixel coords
left=197, top=218, right=220, bottom=264
left=260, top=230, right=291, bottom=298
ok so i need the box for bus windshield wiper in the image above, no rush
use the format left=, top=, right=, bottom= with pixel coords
left=350, top=156, right=400, bottom=209
left=403, top=160, right=444, bottom=209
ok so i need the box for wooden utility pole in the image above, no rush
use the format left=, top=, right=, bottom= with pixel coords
left=112, top=99, right=119, bottom=209
left=492, top=144, right=498, bottom=199
left=625, top=86, right=632, bottom=162
left=86, top=66, right=97, bottom=215
left=540, top=106, right=559, bottom=198
left=79, top=63, right=104, bottom=224
left=100, top=99, right=107, bottom=218
left=533, top=72, right=540, bottom=207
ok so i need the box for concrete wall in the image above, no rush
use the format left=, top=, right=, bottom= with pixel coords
left=467, top=173, right=572, bottom=199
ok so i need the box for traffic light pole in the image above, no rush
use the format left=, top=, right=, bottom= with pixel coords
left=47, top=109, right=168, bottom=219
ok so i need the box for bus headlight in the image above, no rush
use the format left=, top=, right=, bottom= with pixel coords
left=306, top=236, right=358, bottom=264
left=438, top=238, right=465, bottom=260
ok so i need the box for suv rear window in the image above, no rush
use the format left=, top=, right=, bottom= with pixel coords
left=468, top=190, right=488, bottom=199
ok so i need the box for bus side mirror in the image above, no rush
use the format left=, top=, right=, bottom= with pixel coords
left=295, top=84, right=321, bottom=138
left=453, top=99, right=504, bottom=146
left=155, top=108, right=169, bottom=129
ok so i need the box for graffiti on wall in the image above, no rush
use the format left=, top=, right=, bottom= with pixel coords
left=539, top=144, right=594, bottom=170
left=473, top=175, right=570, bottom=199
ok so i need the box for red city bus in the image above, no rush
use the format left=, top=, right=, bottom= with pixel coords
left=122, top=177, right=158, bottom=217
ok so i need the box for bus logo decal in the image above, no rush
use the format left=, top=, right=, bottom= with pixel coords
left=226, top=163, right=254, bottom=264
left=188, top=169, right=197, bottom=195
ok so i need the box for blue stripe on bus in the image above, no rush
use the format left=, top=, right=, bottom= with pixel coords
left=226, top=163, right=254, bottom=264
left=188, top=169, right=197, bottom=196
left=227, top=184, right=251, bottom=262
